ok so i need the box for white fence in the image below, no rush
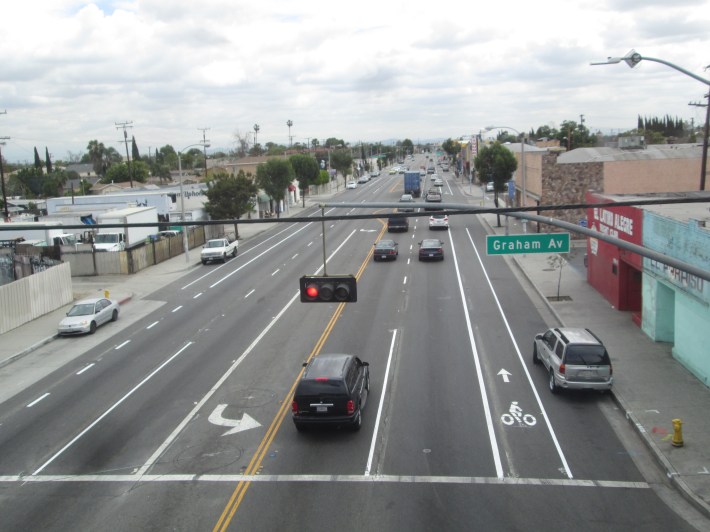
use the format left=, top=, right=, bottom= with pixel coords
left=0, top=262, right=73, bottom=334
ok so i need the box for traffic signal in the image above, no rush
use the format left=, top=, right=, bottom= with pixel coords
left=299, top=275, right=357, bottom=303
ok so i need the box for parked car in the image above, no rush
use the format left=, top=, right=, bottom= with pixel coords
left=292, top=354, right=370, bottom=431
left=357, top=174, right=370, bottom=184
left=58, top=297, right=119, bottom=335
left=428, top=213, right=449, bottom=230
left=346, top=180, right=358, bottom=189
left=533, top=327, right=613, bottom=394
left=485, top=181, right=495, bottom=192
left=418, top=238, right=445, bottom=261
left=373, top=239, right=399, bottom=261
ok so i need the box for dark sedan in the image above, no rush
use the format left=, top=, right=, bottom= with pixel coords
left=373, top=239, right=399, bottom=261
left=418, top=238, right=444, bottom=261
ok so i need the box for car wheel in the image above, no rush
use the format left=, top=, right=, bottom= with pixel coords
left=549, top=369, right=559, bottom=394
left=111, top=309, right=118, bottom=322
left=532, top=344, right=539, bottom=364
left=202, top=260, right=207, bottom=265
left=352, top=411, right=362, bottom=431
left=222, top=254, right=228, bottom=263
left=89, top=321, right=97, bottom=334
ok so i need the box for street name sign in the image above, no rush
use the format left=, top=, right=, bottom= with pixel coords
left=486, top=233, right=570, bottom=255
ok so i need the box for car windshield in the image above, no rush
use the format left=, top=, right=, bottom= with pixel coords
left=67, top=303, right=95, bottom=317
left=94, top=234, right=119, bottom=244
left=565, top=345, right=610, bottom=365
left=376, top=241, right=394, bottom=248
left=207, top=240, right=224, bottom=248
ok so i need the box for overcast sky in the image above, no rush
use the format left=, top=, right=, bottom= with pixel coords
left=1, top=0, right=709, bottom=163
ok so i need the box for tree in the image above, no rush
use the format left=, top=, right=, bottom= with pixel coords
left=474, top=142, right=517, bottom=227
left=401, top=139, right=414, bottom=156
left=45, top=147, right=53, bottom=174
left=131, top=136, right=141, bottom=161
left=34, top=147, right=43, bottom=171
left=13, top=167, right=44, bottom=197
left=441, top=138, right=461, bottom=164
left=86, top=140, right=107, bottom=175
left=290, top=153, right=320, bottom=208
left=101, top=161, right=149, bottom=184
left=329, top=149, right=353, bottom=186
left=204, top=171, right=258, bottom=239
left=255, top=159, right=294, bottom=218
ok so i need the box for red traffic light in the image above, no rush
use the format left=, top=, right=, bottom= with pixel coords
left=299, top=275, right=357, bottom=303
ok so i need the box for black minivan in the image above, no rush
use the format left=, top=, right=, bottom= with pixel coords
left=292, top=354, right=370, bottom=431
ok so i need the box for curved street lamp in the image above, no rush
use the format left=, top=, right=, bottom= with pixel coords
left=591, top=50, right=710, bottom=190
left=178, top=142, right=210, bottom=264
left=485, top=125, right=528, bottom=232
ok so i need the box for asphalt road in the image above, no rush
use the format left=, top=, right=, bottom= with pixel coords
left=0, top=155, right=700, bottom=531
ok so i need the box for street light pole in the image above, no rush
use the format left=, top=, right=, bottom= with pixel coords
left=591, top=50, right=710, bottom=190
left=178, top=142, right=210, bottom=264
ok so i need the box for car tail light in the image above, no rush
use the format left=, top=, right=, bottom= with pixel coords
left=347, top=400, right=355, bottom=415
left=291, top=401, right=298, bottom=413
left=559, top=364, right=566, bottom=375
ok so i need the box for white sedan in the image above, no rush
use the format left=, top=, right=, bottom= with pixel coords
left=58, top=297, right=120, bottom=335
left=346, top=181, right=358, bottom=189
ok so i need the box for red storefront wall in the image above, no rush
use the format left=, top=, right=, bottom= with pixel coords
left=586, top=192, right=644, bottom=313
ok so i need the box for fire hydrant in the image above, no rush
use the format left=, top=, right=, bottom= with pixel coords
left=672, top=418, right=684, bottom=447
left=104, top=290, right=110, bottom=299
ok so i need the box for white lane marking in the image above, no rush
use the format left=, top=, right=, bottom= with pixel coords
left=27, top=393, right=50, bottom=408
left=4, top=474, right=649, bottom=488
left=172, top=306, right=182, bottom=313
left=208, top=405, right=262, bottom=436
left=465, top=227, right=573, bottom=479
left=498, top=369, right=512, bottom=383
left=271, top=269, right=280, bottom=276
left=308, top=241, right=313, bottom=247
left=245, top=289, right=255, bottom=298
left=137, top=230, right=359, bottom=477
left=210, top=223, right=315, bottom=289
left=449, top=234, right=504, bottom=479
left=32, top=342, right=194, bottom=476
left=291, top=254, right=298, bottom=260
left=146, top=321, right=159, bottom=330
left=115, top=340, right=130, bottom=350
left=193, top=293, right=203, bottom=299
left=403, top=276, right=407, bottom=285
left=407, top=258, right=411, bottom=265
left=76, top=364, right=95, bottom=375
left=365, top=329, right=398, bottom=476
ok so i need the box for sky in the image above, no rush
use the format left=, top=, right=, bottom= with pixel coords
left=1, top=0, right=709, bottom=164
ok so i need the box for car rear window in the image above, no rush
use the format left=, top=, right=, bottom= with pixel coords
left=296, top=379, right=347, bottom=397
left=564, top=345, right=610, bottom=366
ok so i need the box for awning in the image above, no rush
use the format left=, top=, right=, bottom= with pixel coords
left=288, top=184, right=296, bottom=192
left=257, top=192, right=271, bottom=202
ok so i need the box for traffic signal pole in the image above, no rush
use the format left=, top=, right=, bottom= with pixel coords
left=321, top=205, right=328, bottom=276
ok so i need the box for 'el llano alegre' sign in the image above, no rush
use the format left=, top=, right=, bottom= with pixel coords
left=486, top=233, right=570, bottom=255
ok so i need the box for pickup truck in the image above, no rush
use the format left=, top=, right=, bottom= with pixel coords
left=201, top=238, right=238, bottom=264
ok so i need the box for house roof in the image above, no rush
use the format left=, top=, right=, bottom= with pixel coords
left=592, top=191, right=710, bottom=225
left=558, top=144, right=704, bottom=164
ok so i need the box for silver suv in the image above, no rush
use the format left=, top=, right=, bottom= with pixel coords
left=533, top=328, right=613, bottom=394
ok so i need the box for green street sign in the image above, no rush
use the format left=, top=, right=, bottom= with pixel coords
left=486, top=233, right=570, bottom=255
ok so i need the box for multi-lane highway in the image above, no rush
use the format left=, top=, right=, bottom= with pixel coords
left=0, top=155, right=699, bottom=530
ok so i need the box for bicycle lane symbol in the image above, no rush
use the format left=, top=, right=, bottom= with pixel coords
left=500, top=401, right=536, bottom=427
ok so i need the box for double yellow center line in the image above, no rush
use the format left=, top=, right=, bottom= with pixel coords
left=213, top=221, right=387, bottom=531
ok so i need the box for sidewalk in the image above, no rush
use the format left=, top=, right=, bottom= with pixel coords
left=1, top=178, right=709, bottom=519
left=471, top=183, right=710, bottom=518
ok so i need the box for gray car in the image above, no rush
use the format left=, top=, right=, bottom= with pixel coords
left=533, top=327, right=613, bottom=394
left=58, top=297, right=120, bottom=335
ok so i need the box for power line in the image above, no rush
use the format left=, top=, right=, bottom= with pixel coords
left=115, top=121, right=134, bottom=188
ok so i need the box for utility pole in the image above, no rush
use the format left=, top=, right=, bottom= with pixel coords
left=253, top=124, right=260, bottom=155
left=198, top=127, right=210, bottom=179
left=115, top=121, right=134, bottom=187
left=689, top=90, right=709, bottom=191
left=286, top=120, right=293, bottom=148
left=0, top=109, right=9, bottom=221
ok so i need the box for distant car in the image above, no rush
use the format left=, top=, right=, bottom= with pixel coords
left=357, top=174, right=370, bottom=184
left=373, top=239, right=399, bottom=261
left=533, top=328, right=613, bottom=394
left=387, top=212, right=410, bottom=232
left=425, top=188, right=441, bottom=202
left=398, top=194, right=416, bottom=212
left=159, top=230, right=181, bottom=238
left=292, top=354, right=370, bottom=431
left=58, top=297, right=119, bottom=336
left=389, top=168, right=398, bottom=175
left=485, top=182, right=495, bottom=192
left=433, top=178, right=444, bottom=187
left=442, top=164, right=450, bottom=172
left=418, top=238, right=445, bottom=261
left=428, top=213, right=449, bottom=230
left=427, top=167, right=435, bottom=174
left=346, top=181, right=358, bottom=189
left=419, top=169, right=427, bottom=177
left=371, top=170, right=380, bottom=177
